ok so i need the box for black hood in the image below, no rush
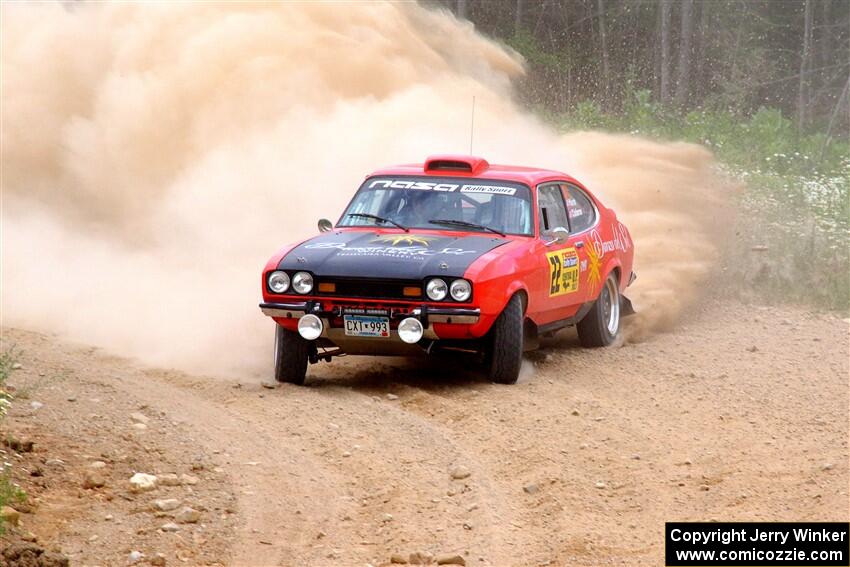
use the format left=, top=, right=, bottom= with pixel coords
left=278, top=231, right=507, bottom=279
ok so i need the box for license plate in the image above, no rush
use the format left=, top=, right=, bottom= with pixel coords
left=343, top=315, right=390, bottom=338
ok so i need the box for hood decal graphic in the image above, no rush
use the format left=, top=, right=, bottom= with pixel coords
left=278, top=231, right=508, bottom=279
left=369, top=234, right=437, bottom=247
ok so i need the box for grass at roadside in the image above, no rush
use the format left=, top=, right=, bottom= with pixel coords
left=0, top=348, right=27, bottom=532
left=548, top=91, right=850, bottom=312
left=0, top=349, right=16, bottom=420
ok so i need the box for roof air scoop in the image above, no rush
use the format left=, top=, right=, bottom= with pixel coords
left=424, top=155, right=489, bottom=175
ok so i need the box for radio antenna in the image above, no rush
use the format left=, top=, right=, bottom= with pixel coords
left=469, top=95, right=476, bottom=154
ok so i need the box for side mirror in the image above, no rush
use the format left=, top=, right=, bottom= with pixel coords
left=318, top=218, right=333, bottom=233
left=552, top=226, right=569, bottom=241
left=544, top=226, right=569, bottom=246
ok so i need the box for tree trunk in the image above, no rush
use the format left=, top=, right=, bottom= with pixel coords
left=674, top=0, right=695, bottom=106
left=798, top=0, right=813, bottom=131
left=629, top=3, right=640, bottom=84
left=694, top=0, right=708, bottom=100
left=563, top=3, right=572, bottom=107
left=820, top=73, right=850, bottom=161
left=588, top=0, right=597, bottom=93
left=597, top=0, right=610, bottom=103
left=533, top=0, right=548, bottom=37
left=515, top=0, right=524, bottom=34
left=660, top=0, right=672, bottom=104
left=820, top=0, right=831, bottom=70
left=456, top=0, right=467, bottom=20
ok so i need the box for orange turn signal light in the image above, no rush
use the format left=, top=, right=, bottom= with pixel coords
left=403, top=286, right=422, bottom=297
left=318, top=282, right=336, bottom=293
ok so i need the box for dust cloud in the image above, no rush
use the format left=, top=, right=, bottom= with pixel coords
left=1, top=2, right=726, bottom=376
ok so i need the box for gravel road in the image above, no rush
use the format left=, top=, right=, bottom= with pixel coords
left=2, top=299, right=847, bottom=566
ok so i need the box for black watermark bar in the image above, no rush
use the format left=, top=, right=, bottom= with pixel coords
left=666, top=522, right=849, bottom=566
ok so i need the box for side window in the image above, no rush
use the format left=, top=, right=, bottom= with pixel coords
left=537, top=184, right=570, bottom=234
left=565, top=184, right=596, bottom=233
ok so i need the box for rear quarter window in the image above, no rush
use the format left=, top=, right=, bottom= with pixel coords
left=565, top=184, right=597, bottom=233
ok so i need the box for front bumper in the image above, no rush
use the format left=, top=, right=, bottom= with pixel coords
left=260, top=301, right=311, bottom=319
left=260, top=299, right=481, bottom=356
left=260, top=299, right=482, bottom=356
left=259, top=300, right=481, bottom=341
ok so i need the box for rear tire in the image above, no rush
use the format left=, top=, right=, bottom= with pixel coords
left=273, top=325, right=309, bottom=385
left=577, top=272, right=620, bottom=347
left=487, top=294, right=524, bottom=384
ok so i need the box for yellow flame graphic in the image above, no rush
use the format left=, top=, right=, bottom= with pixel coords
left=586, top=241, right=602, bottom=295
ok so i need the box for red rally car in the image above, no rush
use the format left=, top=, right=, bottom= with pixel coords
left=260, top=155, right=635, bottom=385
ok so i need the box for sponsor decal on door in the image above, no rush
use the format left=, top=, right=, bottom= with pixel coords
left=546, top=247, right=580, bottom=297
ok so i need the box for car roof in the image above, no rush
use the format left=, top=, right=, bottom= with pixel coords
left=367, top=154, right=582, bottom=187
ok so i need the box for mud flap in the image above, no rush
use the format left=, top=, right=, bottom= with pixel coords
left=621, top=295, right=636, bottom=317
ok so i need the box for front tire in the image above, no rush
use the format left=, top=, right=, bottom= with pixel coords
left=577, top=272, right=621, bottom=347
left=487, top=294, right=524, bottom=384
left=273, top=325, right=309, bottom=385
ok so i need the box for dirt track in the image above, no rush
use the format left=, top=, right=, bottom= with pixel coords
left=2, top=299, right=848, bottom=566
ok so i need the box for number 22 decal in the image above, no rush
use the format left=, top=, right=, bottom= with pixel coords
left=549, top=255, right=563, bottom=294
left=546, top=247, right=580, bottom=297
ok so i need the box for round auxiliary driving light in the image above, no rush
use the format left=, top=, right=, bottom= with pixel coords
left=268, top=271, right=290, bottom=294
left=398, top=317, right=424, bottom=344
left=426, top=278, right=448, bottom=301
left=292, top=271, right=314, bottom=294
left=297, top=314, right=323, bottom=340
left=450, top=279, right=472, bottom=302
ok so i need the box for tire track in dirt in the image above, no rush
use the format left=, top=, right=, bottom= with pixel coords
left=111, top=375, right=348, bottom=565
left=101, top=355, right=527, bottom=565
left=301, top=382, right=527, bottom=564
left=186, top=374, right=525, bottom=564
left=303, top=356, right=657, bottom=564
left=345, top=359, right=650, bottom=564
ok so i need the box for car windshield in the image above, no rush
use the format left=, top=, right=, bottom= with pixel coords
left=338, top=176, right=533, bottom=236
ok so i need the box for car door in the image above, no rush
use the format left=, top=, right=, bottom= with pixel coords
left=563, top=183, right=601, bottom=302
left=536, top=183, right=582, bottom=322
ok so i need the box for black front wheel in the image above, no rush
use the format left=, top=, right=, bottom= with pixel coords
left=486, top=294, right=524, bottom=384
left=273, top=325, right=309, bottom=385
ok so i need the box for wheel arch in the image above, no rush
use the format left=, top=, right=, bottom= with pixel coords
left=600, top=257, right=623, bottom=295
left=609, top=264, right=622, bottom=284
left=504, top=281, right=529, bottom=314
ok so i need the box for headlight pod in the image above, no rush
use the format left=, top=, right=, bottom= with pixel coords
left=425, top=278, right=448, bottom=301
left=268, top=271, right=290, bottom=294
left=449, top=279, right=472, bottom=302
left=398, top=317, right=424, bottom=344
left=292, top=271, right=314, bottom=294
left=297, top=314, right=323, bottom=340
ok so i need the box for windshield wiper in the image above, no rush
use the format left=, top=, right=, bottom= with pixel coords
left=428, top=218, right=506, bottom=237
left=345, top=213, right=408, bottom=232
